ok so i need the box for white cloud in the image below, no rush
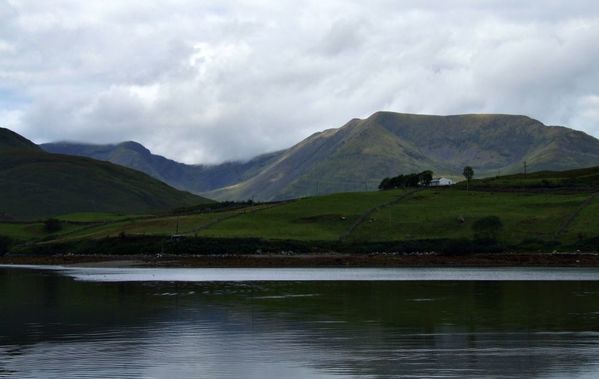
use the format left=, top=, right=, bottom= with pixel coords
left=0, top=108, right=23, bottom=130
left=0, top=0, right=598, bottom=163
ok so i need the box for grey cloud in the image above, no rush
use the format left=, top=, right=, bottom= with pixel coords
left=0, top=0, right=598, bottom=164
left=316, top=18, right=367, bottom=56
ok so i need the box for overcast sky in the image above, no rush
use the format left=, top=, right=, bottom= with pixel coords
left=1, top=0, right=599, bottom=164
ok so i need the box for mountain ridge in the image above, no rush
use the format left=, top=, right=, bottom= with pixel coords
left=41, top=140, right=284, bottom=193
left=41, top=112, right=599, bottom=201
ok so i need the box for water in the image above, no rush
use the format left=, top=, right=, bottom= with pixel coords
left=3, top=266, right=599, bottom=378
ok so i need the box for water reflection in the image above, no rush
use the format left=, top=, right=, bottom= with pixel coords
left=2, top=267, right=599, bottom=378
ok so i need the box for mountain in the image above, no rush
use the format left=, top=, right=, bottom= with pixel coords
left=0, top=128, right=212, bottom=220
left=41, top=141, right=283, bottom=193
left=207, top=112, right=599, bottom=200
left=42, top=112, right=599, bottom=201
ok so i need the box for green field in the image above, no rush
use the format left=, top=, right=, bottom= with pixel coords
left=566, top=195, right=599, bottom=241
left=0, top=222, right=87, bottom=241
left=2, top=188, right=597, bottom=249
left=193, top=189, right=597, bottom=246
left=55, top=212, right=145, bottom=223
left=460, top=166, right=599, bottom=191
left=1, top=167, right=598, bottom=253
left=32, top=204, right=277, bottom=242
left=349, top=190, right=589, bottom=243
left=197, top=191, right=403, bottom=240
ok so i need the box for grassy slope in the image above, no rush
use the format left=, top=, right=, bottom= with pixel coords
left=198, top=189, right=597, bottom=245
left=58, top=213, right=226, bottom=240
left=0, top=129, right=213, bottom=220
left=198, top=191, right=403, bottom=240
left=349, top=190, right=589, bottom=244
left=0, top=151, right=210, bottom=220
left=209, top=113, right=599, bottom=201
left=56, top=212, right=144, bottom=222
left=0, top=222, right=86, bottom=241
left=569, top=195, right=599, bottom=239
left=22, top=205, right=275, bottom=242
left=3, top=167, right=598, bottom=251
left=460, top=166, right=599, bottom=191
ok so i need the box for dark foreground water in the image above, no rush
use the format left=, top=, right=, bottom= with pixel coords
left=3, top=267, right=599, bottom=378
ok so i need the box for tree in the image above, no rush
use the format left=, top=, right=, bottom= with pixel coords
left=44, top=218, right=62, bottom=233
left=463, top=166, right=474, bottom=191
left=0, top=236, right=12, bottom=256
left=379, top=170, right=435, bottom=190
left=419, top=170, right=433, bottom=186
left=405, top=174, right=420, bottom=187
left=472, top=216, right=503, bottom=242
left=378, top=177, right=391, bottom=190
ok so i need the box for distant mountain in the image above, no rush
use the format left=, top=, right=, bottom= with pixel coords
left=207, top=112, right=599, bottom=200
left=43, top=112, right=599, bottom=201
left=41, top=141, right=283, bottom=193
left=1, top=128, right=211, bottom=220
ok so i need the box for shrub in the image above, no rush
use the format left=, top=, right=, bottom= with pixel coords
left=518, top=238, right=560, bottom=251
left=44, top=218, right=63, bottom=233
left=571, top=236, right=599, bottom=252
left=0, top=235, right=12, bottom=256
left=472, top=216, right=503, bottom=241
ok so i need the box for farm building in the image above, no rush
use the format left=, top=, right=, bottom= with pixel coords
left=430, top=177, right=454, bottom=186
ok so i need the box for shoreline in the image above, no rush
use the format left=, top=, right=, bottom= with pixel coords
left=1, top=252, right=599, bottom=268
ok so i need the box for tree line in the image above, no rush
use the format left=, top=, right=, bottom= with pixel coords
left=378, top=170, right=433, bottom=190
left=379, top=166, right=475, bottom=191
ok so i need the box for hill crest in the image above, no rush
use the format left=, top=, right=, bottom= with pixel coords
left=0, top=128, right=41, bottom=152
left=1, top=129, right=211, bottom=220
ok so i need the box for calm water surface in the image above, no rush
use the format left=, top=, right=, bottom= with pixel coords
left=2, top=266, right=599, bottom=378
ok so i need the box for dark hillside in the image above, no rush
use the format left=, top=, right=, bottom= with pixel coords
left=0, top=129, right=212, bottom=220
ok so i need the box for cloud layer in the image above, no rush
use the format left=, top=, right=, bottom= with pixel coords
left=1, top=0, right=599, bottom=163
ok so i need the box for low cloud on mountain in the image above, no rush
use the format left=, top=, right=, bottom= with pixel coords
left=1, top=0, right=599, bottom=163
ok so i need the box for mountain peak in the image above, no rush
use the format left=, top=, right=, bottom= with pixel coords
left=117, top=141, right=151, bottom=155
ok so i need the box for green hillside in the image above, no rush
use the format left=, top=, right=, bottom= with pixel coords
left=0, top=128, right=212, bottom=220
left=3, top=166, right=597, bottom=254
left=459, top=166, right=599, bottom=191
left=208, top=112, right=599, bottom=201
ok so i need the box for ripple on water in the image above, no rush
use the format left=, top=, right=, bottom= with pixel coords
left=3, top=267, right=599, bottom=378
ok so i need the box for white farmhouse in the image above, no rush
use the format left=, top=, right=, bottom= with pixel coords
left=430, top=177, right=454, bottom=186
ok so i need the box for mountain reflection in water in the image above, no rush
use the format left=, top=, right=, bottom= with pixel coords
left=2, top=267, right=599, bottom=378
